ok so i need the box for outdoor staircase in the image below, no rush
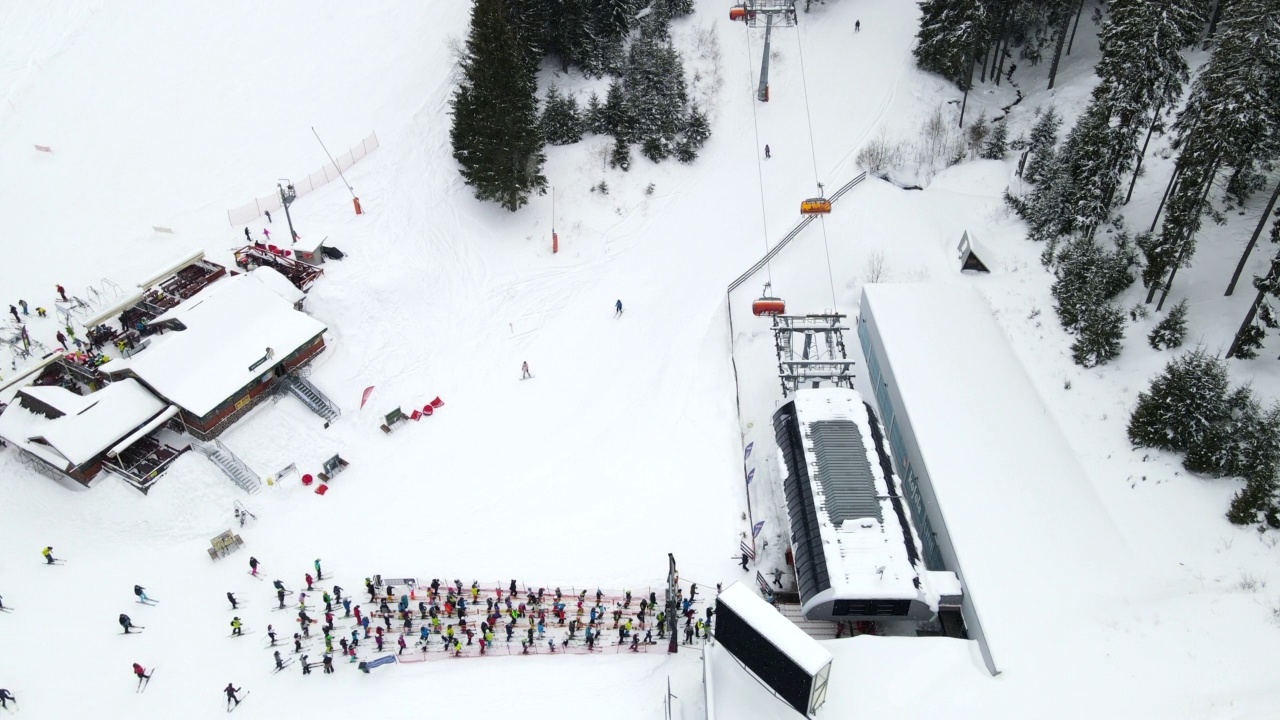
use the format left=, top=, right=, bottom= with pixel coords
left=192, top=439, right=261, bottom=494
left=776, top=603, right=839, bottom=640
left=281, top=373, right=341, bottom=423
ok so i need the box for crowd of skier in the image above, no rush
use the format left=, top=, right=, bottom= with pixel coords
left=5, top=549, right=722, bottom=712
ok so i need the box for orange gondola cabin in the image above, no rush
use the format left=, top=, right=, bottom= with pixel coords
left=800, top=198, right=832, bottom=215
left=729, top=5, right=755, bottom=21
left=752, top=285, right=786, bottom=316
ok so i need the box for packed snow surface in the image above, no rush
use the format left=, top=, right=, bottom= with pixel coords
left=1, top=0, right=1278, bottom=719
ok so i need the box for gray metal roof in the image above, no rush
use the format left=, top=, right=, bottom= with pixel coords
left=808, top=420, right=883, bottom=525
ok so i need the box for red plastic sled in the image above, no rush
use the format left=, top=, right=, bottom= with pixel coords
left=315, top=484, right=329, bottom=496
left=430, top=397, right=444, bottom=408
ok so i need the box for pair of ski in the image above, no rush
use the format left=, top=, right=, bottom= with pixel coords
left=270, top=659, right=295, bottom=674
left=230, top=630, right=256, bottom=638
left=136, top=669, right=156, bottom=693
left=227, top=692, right=250, bottom=713
left=121, top=626, right=147, bottom=635
left=42, top=559, right=66, bottom=565
left=137, top=598, right=159, bottom=606
left=0, top=607, right=13, bottom=613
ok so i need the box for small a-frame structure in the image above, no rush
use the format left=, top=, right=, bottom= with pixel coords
left=957, top=231, right=992, bottom=273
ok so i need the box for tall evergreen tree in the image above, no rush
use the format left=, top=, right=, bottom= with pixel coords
left=1071, top=302, right=1126, bottom=368
left=451, top=0, right=548, bottom=212
left=624, top=34, right=688, bottom=159
left=1023, top=105, right=1061, bottom=184
left=980, top=116, right=1009, bottom=160
left=541, top=84, right=585, bottom=145
left=1127, top=347, right=1231, bottom=453
left=1149, top=0, right=1280, bottom=296
left=545, top=0, right=594, bottom=73
left=913, top=0, right=985, bottom=87
left=594, top=0, right=637, bottom=40
left=1056, top=0, right=1195, bottom=238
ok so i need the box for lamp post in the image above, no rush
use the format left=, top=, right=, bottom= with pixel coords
left=278, top=180, right=298, bottom=243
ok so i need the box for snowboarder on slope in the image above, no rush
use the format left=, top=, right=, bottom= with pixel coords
left=614, top=299, right=623, bottom=317
left=522, top=361, right=531, bottom=379
left=119, top=613, right=136, bottom=633
left=134, top=585, right=152, bottom=603
left=224, top=683, right=242, bottom=708
left=227, top=591, right=237, bottom=609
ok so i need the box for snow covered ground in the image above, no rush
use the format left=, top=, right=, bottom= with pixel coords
left=1, top=0, right=1278, bottom=718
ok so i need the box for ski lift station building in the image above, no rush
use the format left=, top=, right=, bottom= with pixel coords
left=102, top=268, right=327, bottom=440
left=772, top=387, right=961, bottom=624
left=855, top=283, right=1130, bottom=676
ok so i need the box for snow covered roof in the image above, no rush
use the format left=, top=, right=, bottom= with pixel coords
left=101, top=271, right=326, bottom=416
left=716, top=582, right=833, bottom=675
left=0, top=379, right=169, bottom=468
left=248, top=266, right=306, bottom=305
left=858, top=283, right=1131, bottom=671
left=784, top=388, right=920, bottom=603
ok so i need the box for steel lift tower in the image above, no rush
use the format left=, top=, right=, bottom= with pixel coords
left=730, top=1, right=799, bottom=102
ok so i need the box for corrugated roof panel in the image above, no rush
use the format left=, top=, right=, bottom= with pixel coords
left=809, top=420, right=883, bottom=525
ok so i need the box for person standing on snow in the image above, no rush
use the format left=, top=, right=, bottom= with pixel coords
left=267, top=624, right=277, bottom=646
left=55, top=284, right=68, bottom=302
left=314, top=559, right=322, bottom=579
left=305, top=573, right=314, bottom=591
left=262, top=228, right=271, bottom=241
left=18, top=300, right=28, bottom=315
left=0, top=688, right=15, bottom=709
left=8, top=305, right=19, bottom=323
left=614, top=299, right=623, bottom=317
left=230, top=617, right=243, bottom=636
left=134, top=585, right=152, bottom=603
left=224, top=683, right=242, bottom=708
left=248, top=556, right=259, bottom=576
left=740, top=552, right=750, bottom=570
left=244, top=227, right=252, bottom=241
left=521, top=361, right=531, bottom=379
left=119, top=613, right=137, bottom=633
left=277, top=587, right=287, bottom=609
left=855, top=20, right=860, bottom=32
left=55, top=331, right=68, bottom=350
left=133, top=663, right=152, bottom=683
left=265, top=210, right=272, bottom=223
left=765, top=144, right=771, bottom=159
left=227, top=591, right=238, bottom=609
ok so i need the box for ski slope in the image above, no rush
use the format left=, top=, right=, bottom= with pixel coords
left=1, top=0, right=1278, bottom=718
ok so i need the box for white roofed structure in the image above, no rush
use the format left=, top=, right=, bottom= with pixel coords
left=0, top=379, right=171, bottom=482
left=772, top=387, right=950, bottom=622
left=857, top=283, right=1132, bottom=675
left=102, top=269, right=327, bottom=436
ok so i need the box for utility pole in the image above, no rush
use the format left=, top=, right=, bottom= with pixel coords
left=732, top=1, right=798, bottom=103
left=278, top=180, right=298, bottom=244
left=666, top=553, right=679, bottom=654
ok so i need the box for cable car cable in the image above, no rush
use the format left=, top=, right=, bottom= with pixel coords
left=794, top=17, right=840, bottom=312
